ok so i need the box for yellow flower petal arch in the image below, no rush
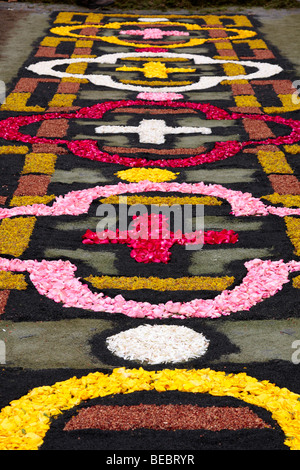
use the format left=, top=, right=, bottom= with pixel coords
left=50, top=24, right=256, bottom=49
left=0, top=368, right=300, bottom=450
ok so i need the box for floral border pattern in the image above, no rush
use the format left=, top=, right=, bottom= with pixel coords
left=0, top=257, right=298, bottom=319
left=0, top=367, right=299, bottom=450
left=0, top=100, right=299, bottom=168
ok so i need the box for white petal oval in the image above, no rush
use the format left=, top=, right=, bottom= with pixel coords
left=106, top=324, right=209, bottom=364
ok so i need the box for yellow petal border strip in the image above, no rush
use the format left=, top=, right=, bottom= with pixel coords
left=0, top=367, right=300, bottom=450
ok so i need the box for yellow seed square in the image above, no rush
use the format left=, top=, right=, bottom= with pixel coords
left=0, top=217, right=36, bottom=257
left=22, top=153, right=57, bottom=175
left=234, top=95, right=261, bottom=107
left=48, top=93, right=77, bottom=107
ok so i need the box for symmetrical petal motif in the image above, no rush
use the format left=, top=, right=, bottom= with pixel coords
left=0, top=11, right=299, bottom=450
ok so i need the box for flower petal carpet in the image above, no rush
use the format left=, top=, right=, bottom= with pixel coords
left=0, top=6, right=300, bottom=452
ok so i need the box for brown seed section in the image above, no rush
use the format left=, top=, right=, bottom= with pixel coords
left=112, top=108, right=197, bottom=114
left=13, top=78, right=60, bottom=93
left=64, top=404, right=271, bottom=432
left=268, top=174, right=300, bottom=195
left=36, top=119, right=69, bottom=138
left=252, top=79, right=296, bottom=95
left=13, top=175, right=51, bottom=197
left=0, top=290, right=10, bottom=315
left=103, top=145, right=207, bottom=155
left=243, top=118, right=275, bottom=140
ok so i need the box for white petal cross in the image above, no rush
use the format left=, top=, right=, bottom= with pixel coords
left=95, top=118, right=212, bottom=144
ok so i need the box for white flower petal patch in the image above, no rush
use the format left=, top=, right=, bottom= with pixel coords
left=138, top=17, right=170, bottom=22
left=27, top=52, right=282, bottom=93
left=106, top=324, right=210, bottom=364
left=95, top=118, right=212, bottom=144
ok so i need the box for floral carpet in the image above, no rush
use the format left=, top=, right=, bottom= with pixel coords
left=0, top=10, right=300, bottom=452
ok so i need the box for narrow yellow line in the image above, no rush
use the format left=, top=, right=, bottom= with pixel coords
left=285, top=216, right=300, bottom=256
left=120, top=57, right=189, bottom=62
left=85, top=275, right=235, bottom=291
left=120, top=79, right=193, bottom=86
left=99, top=195, right=222, bottom=206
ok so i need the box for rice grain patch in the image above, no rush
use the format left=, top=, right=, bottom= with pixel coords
left=106, top=324, right=210, bottom=364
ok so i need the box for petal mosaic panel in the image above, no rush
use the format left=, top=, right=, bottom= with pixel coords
left=0, top=11, right=300, bottom=451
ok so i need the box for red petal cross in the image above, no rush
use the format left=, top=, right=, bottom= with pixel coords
left=82, top=213, right=238, bottom=264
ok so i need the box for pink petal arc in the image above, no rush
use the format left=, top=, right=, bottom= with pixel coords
left=0, top=257, right=299, bottom=319
left=1, top=181, right=300, bottom=221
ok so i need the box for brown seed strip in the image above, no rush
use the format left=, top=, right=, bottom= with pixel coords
left=13, top=175, right=51, bottom=197
left=103, top=146, right=207, bottom=155
left=268, top=174, right=300, bottom=195
left=111, top=108, right=197, bottom=114
left=64, top=404, right=271, bottom=432
left=0, top=290, right=10, bottom=315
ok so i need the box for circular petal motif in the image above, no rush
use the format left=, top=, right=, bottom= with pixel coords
left=106, top=324, right=209, bottom=364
